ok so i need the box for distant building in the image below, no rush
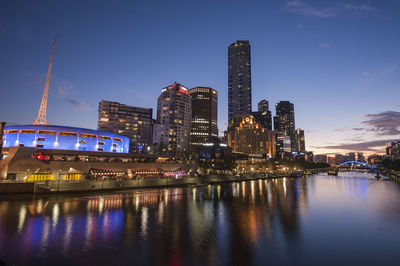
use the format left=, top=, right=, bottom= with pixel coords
left=258, top=100, right=269, bottom=112
left=98, top=100, right=153, bottom=152
left=251, top=100, right=272, bottom=130
left=327, top=156, right=335, bottom=165
left=228, top=115, right=275, bottom=158
left=335, top=154, right=348, bottom=165
left=346, top=152, right=356, bottom=161
left=314, top=154, right=328, bottom=164
left=197, top=137, right=233, bottom=170
left=228, top=40, right=252, bottom=123
left=295, top=129, right=305, bottom=152
left=188, top=87, right=218, bottom=152
left=275, top=132, right=291, bottom=159
left=386, top=141, right=400, bottom=160
left=274, top=101, right=296, bottom=152
left=305, top=151, right=314, bottom=163
left=357, top=152, right=365, bottom=162
left=153, top=82, right=192, bottom=159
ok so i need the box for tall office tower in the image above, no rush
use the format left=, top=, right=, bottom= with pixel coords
left=274, top=101, right=296, bottom=152
left=228, top=40, right=252, bottom=123
left=251, top=99, right=272, bottom=130
left=98, top=100, right=153, bottom=152
left=188, top=87, right=218, bottom=152
left=295, top=128, right=305, bottom=152
left=34, top=37, right=56, bottom=125
left=153, top=82, right=192, bottom=159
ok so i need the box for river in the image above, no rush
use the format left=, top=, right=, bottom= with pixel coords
left=0, top=172, right=399, bottom=265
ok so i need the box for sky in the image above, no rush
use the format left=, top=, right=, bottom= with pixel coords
left=0, top=0, right=400, bottom=156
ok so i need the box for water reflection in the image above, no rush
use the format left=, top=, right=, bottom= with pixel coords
left=0, top=173, right=399, bottom=265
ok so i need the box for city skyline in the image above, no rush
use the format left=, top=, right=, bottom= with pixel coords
left=1, top=1, right=400, bottom=156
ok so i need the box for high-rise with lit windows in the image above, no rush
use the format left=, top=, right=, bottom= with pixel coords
left=188, top=87, right=218, bottom=152
left=98, top=100, right=153, bottom=152
left=295, top=128, right=305, bottom=152
left=274, top=101, right=296, bottom=152
left=153, top=82, right=192, bottom=159
left=251, top=99, right=272, bottom=130
left=228, top=40, right=252, bottom=123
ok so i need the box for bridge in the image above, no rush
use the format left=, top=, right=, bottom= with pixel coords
left=337, top=161, right=386, bottom=173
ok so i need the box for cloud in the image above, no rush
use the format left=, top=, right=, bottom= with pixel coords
left=362, top=111, right=400, bottom=136
left=313, top=139, right=396, bottom=152
left=360, top=64, right=398, bottom=80
left=66, top=98, right=90, bottom=110
left=53, top=79, right=90, bottom=111
left=284, top=1, right=376, bottom=18
left=318, top=43, right=331, bottom=49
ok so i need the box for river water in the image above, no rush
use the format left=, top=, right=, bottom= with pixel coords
left=0, top=172, right=399, bottom=266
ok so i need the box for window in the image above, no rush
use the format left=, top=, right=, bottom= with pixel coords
left=37, top=137, right=45, bottom=141
left=36, top=144, right=44, bottom=148
left=98, top=147, right=104, bottom=151
left=80, top=133, right=97, bottom=139
left=38, top=130, right=56, bottom=135
left=112, top=143, right=117, bottom=147
left=20, top=129, right=35, bottom=134
left=59, top=132, right=78, bottom=137
left=99, top=136, right=112, bottom=140
left=114, top=138, right=122, bottom=142
left=79, top=140, right=87, bottom=144
left=98, top=141, right=105, bottom=146
left=19, top=144, right=24, bottom=147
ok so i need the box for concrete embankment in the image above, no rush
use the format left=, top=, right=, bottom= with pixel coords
left=0, top=169, right=328, bottom=194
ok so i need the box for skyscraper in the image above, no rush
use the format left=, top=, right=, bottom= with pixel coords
left=153, top=82, right=192, bottom=159
left=274, top=101, right=296, bottom=152
left=98, top=100, right=153, bottom=152
left=295, top=128, right=305, bottom=152
left=251, top=99, right=272, bottom=130
left=188, top=87, right=218, bottom=151
left=228, top=40, right=252, bottom=123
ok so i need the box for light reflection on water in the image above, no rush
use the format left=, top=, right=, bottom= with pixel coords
left=0, top=173, right=399, bottom=265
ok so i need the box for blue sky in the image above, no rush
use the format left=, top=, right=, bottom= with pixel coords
left=1, top=0, right=399, bottom=155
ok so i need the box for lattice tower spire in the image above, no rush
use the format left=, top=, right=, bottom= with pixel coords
left=34, top=37, right=56, bottom=125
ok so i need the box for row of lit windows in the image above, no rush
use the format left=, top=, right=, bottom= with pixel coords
left=5, top=129, right=122, bottom=142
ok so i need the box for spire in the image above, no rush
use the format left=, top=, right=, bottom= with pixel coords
left=34, top=37, right=56, bottom=125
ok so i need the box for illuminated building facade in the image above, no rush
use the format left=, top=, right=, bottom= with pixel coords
left=274, top=101, right=296, bottom=152
left=295, top=129, right=305, bottom=152
left=251, top=100, right=272, bottom=130
left=98, top=100, right=153, bottom=152
left=153, top=82, right=192, bottom=159
left=188, top=87, right=218, bottom=151
left=228, top=40, right=252, bottom=123
left=314, top=154, right=328, bottom=163
left=0, top=122, right=5, bottom=157
left=386, top=141, right=400, bottom=160
left=228, top=115, right=275, bottom=158
left=2, top=125, right=129, bottom=153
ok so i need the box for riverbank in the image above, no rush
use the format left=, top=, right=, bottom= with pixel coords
left=0, top=168, right=328, bottom=194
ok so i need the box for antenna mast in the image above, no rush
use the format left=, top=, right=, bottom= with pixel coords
left=34, top=37, right=56, bottom=125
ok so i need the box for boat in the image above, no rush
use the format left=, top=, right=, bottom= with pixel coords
left=327, top=169, right=338, bottom=176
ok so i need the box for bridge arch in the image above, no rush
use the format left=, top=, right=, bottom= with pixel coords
left=340, top=161, right=368, bottom=167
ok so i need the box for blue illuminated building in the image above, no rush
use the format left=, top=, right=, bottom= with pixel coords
left=2, top=125, right=129, bottom=153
